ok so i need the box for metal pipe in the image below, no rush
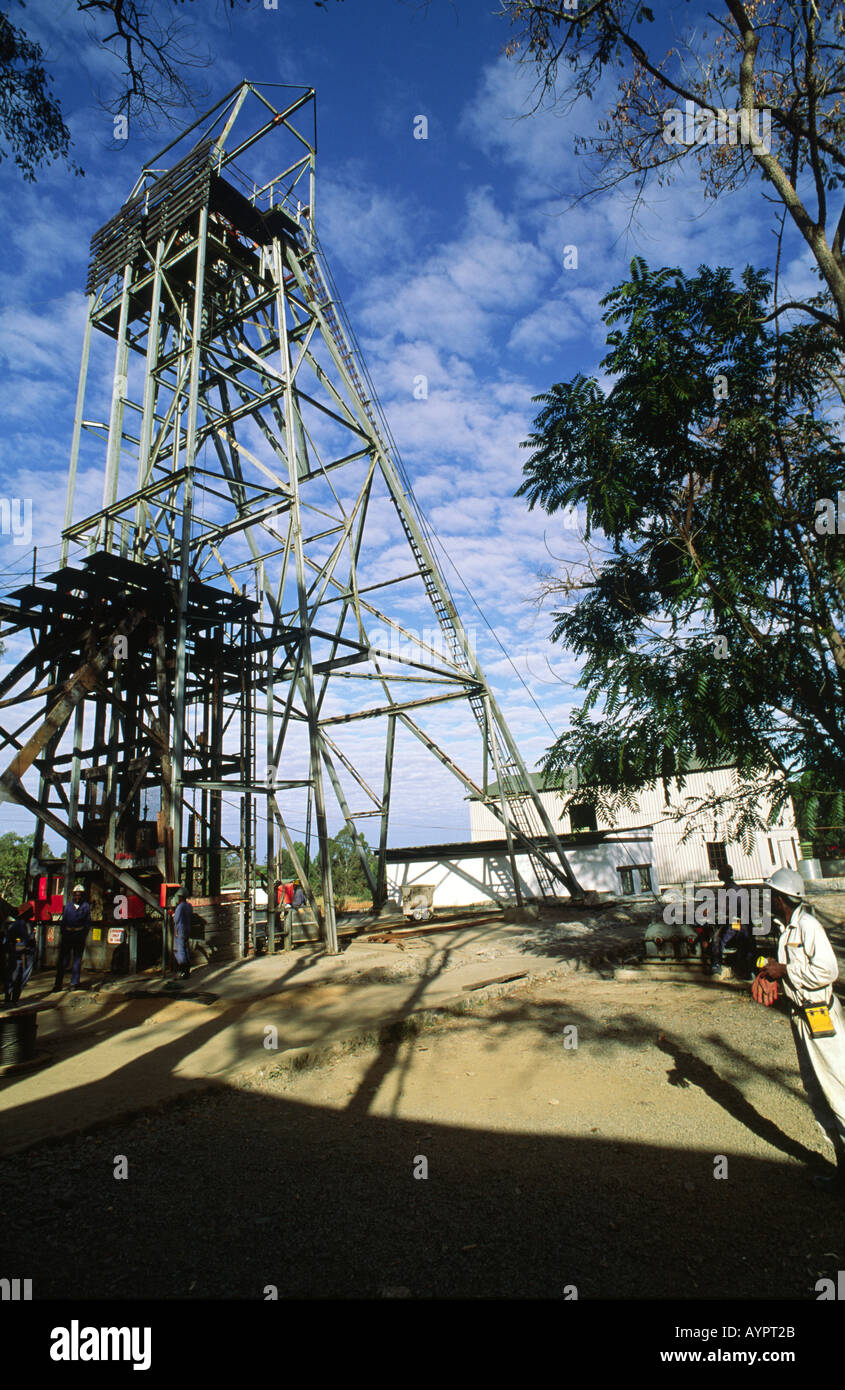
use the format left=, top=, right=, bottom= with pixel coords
left=485, top=696, right=524, bottom=909
left=170, top=204, right=209, bottom=870
left=273, top=238, right=338, bottom=953
left=61, top=299, right=94, bottom=567
left=101, top=265, right=133, bottom=552
left=376, top=715, right=395, bottom=906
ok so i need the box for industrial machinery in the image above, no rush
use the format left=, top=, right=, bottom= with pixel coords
left=644, top=921, right=703, bottom=963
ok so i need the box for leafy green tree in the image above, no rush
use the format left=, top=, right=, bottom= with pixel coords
left=278, top=831, right=375, bottom=904
left=517, top=257, right=845, bottom=844
left=0, top=831, right=51, bottom=903
left=327, top=827, right=375, bottom=904
left=228, top=832, right=375, bottom=905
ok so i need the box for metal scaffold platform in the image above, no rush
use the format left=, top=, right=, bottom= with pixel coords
left=0, top=81, right=580, bottom=968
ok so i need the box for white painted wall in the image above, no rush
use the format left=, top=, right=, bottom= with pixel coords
left=387, top=833, right=657, bottom=909
left=469, top=768, right=799, bottom=887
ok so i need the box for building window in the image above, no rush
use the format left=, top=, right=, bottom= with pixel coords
left=569, top=803, right=597, bottom=832
left=618, top=864, right=653, bottom=894
left=706, top=841, right=729, bottom=875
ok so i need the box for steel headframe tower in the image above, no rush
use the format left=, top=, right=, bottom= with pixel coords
left=0, top=82, right=580, bottom=956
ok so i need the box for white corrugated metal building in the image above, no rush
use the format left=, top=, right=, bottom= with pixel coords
left=385, top=828, right=657, bottom=910
left=468, top=766, right=800, bottom=889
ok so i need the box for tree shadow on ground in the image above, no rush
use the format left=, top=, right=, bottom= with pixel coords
left=394, top=990, right=822, bottom=1155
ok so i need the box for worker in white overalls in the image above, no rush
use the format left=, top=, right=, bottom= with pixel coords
left=758, top=868, right=845, bottom=1193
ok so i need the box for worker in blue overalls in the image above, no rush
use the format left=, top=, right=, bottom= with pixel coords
left=709, top=863, right=753, bottom=979
left=52, top=884, right=91, bottom=991
left=173, top=890, right=192, bottom=980
left=2, top=904, right=36, bottom=1005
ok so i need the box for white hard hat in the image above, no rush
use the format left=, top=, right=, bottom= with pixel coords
left=72, top=883, right=85, bottom=894
left=764, top=868, right=805, bottom=901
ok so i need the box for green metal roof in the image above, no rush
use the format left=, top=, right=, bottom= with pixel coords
left=473, top=757, right=739, bottom=801
left=470, top=769, right=577, bottom=799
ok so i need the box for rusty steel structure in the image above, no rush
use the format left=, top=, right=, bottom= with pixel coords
left=0, top=83, right=580, bottom=964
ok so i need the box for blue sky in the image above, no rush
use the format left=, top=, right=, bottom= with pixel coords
left=0, top=0, right=822, bottom=850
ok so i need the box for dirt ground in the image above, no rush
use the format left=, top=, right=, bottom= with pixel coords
left=0, top=906, right=652, bottom=1152
left=3, top=964, right=844, bottom=1300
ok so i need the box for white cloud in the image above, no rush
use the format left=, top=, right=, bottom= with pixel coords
left=359, top=186, right=553, bottom=357
left=320, top=171, right=418, bottom=274
left=459, top=59, right=592, bottom=194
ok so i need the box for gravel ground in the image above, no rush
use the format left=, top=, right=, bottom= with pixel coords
left=3, top=967, right=845, bottom=1300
